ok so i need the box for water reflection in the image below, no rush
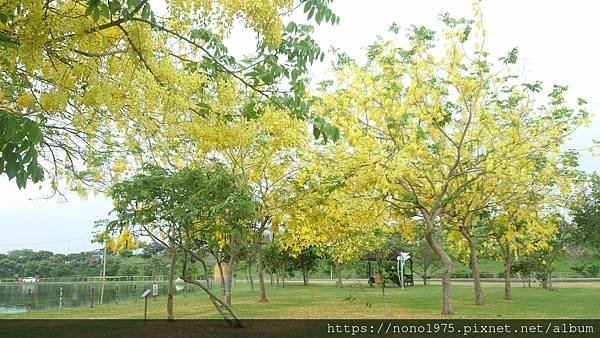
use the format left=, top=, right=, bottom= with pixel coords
left=0, top=282, right=199, bottom=314
left=0, top=306, right=27, bottom=314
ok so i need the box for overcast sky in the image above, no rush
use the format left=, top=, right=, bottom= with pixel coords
left=0, top=0, right=598, bottom=254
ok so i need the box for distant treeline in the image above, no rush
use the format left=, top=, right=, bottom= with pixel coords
left=0, top=244, right=169, bottom=278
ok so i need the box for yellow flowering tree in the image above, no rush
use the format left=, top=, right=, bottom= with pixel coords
left=312, top=5, right=588, bottom=314
left=0, top=0, right=336, bottom=191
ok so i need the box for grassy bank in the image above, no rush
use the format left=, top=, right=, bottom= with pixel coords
left=2, top=281, right=599, bottom=319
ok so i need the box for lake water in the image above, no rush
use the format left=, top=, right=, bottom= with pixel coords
left=0, top=282, right=199, bottom=314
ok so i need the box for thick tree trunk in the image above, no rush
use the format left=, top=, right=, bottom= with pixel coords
left=335, top=262, right=343, bottom=288
left=167, top=244, right=177, bottom=321
left=461, top=228, right=484, bottom=306
left=503, top=242, right=512, bottom=301
left=216, top=256, right=226, bottom=298
left=225, top=256, right=236, bottom=307
left=225, top=240, right=241, bottom=307
left=425, top=228, right=454, bottom=315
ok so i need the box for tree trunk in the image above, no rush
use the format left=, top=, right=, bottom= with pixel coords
left=100, top=244, right=107, bottom=304
left=424, top=227, right=453, bottom=315
left=422, top=269, right=429, bottom=285
left=225, top=244, right=239, bottom=307
left=200, top=259, right=210, bottom=286
left=177, top=244, right=241, bottom=328
left=167, top=243, right=177, bottom=321
left=461, top=228, right=484, bottom=306
left=182, top=277, right=242, bottom=328
left=216, top=256, right=226, bottom=298
left=335, top=262, right=343, bottom=288
left=257, top=244, right=268, bottom=302
left=248, top=262, right=254, bottom=292
left=503, top=241, right=512, bottom=301
left=379, top=260, right=388, bottom=319
left=302, top=266, right=309, bottom=286
left=225, top=257, right=235, bottom=307
left=254, top=218, right=269, bottom=302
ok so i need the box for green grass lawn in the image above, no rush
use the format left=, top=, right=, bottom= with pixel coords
left=2, top=281, right=599, bottom=319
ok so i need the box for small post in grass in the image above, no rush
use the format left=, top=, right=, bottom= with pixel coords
left=115, top=285, right=119, bottom=305
left=27, top=288, right=32, bottom=312
left=141, top=289, right=151, bottom=323
left=59, top=286, right=64, bottom=309
left=90, top=287, right=94, bottom=308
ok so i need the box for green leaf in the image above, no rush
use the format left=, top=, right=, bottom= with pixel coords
left=30, top=165, right=44, bottom=182
left=100, top=4, right=110, bottom=18
left=315, top=10, right=324, bottom=24
left=85, top=0, right=100, bottom=16
left=9, top=128, right=24, bottom=144
left=331, top=126, right=340, bottom=142
left=312, top=126, right=321, bottom=139
left=307, top=7, right=315, bottom=20
left=22, top=149, right=33, bottom=163
left=4, top=117, right=16, bottom=140
left=141, top=3, right=151, bottom=19
left=109, top=1, right=121, bottom=14
left=303, top=0, right=312, bottom=13
left=127, top=0, right=141, bottom=8
left=5, top=157, right=19, bottom=179
left=500, top=47, right=519, bottom=65
left=16, top=171, right=27, bottom=189
left=121, top=9, right=130, bottom=20
left=285, top=22, right=296, bottom=33
left=92, top=8, right=101, bottom=21
left=24, top=120, right=43, bottom=144
left=29, top=125, right=43, bottom=144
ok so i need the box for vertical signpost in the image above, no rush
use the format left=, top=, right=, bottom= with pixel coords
left=141, top=289, right=151, bottom=323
